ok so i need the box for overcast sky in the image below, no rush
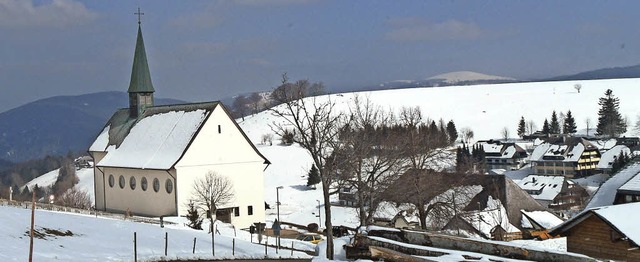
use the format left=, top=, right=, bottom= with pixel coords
left=2, top=0, right=640, bottom=113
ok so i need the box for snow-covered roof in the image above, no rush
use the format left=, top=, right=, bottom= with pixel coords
left=460, top=197, right=520, bottom=238
left=597, top=145, right=630, bottom=169
left=551, top=202, right=640, bottom=247
left=530, top=138, right=596, bottom=163
left=97, top=109, right=208, bottom=169
left=587, top=163, right=640, bottom=209
left=478, top=141, right=525, bottom=159
left=618, top=171, right=640, bottom=193
left=91, top=102, right=270, bottom=170
left=520, top=210, right=564, bottom=229
left=516, top=175, right=565, bottom=201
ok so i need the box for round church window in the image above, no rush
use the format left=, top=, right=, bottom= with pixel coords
left=165, top=179, right=173, bottom=194
left=153, top=178, right=160, bottom=192
left=108, top=175, right=115, bottom=188
left=141, top=177, right=148, bottom=191
left=119, top=175, right=125, bottom=189
left=130, top=176, right=136, bottom=190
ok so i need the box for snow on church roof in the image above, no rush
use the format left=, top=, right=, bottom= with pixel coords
left=98, top=109, right=208, bottom=169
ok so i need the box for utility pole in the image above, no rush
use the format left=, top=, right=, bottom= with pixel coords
left=29, top=191, right=35, bottom=262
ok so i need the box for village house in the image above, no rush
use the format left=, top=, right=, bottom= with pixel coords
left=89, top=23, right=269, bottom=228
left=586, top=162, right=640, bottom=209
left=477, top=140, right=528, bottom=171
left=516, top=175, right=589, bottom=211
left=596, top=144, right=631, bottom=174
left=549, top=202, right=640, bottom=261
left=614, top=171, right=640, bottom=205
left=530, top=137, right=600, bottom=178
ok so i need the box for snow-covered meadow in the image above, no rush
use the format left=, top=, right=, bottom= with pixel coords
left=10, top=77, right=640, bottom=261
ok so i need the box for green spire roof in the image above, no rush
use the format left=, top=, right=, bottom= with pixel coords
left=128, top=25, right=154, bottom=93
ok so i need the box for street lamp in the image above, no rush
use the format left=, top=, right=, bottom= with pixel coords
left=276, top=186, right=283, bottom=222
left=316, top=200, right=321, bottom=227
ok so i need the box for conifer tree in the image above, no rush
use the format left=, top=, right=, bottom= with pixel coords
left=446, top=120, right=458, bottom=144
left=307, top=164, right=321, bottom=189
left=550, top=111, right=560, bottom=134
left=596, top=89, right=627, bottom=138
left=542, top=119, right=550, bottom=135
left=563, top=110, right=577, bottom=134
left=517, top=117, right=526, bottom=138
left=186, top=201, right=203, bottom=230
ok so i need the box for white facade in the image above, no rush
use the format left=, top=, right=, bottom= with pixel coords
left=90, top=104, right=269, bottom=229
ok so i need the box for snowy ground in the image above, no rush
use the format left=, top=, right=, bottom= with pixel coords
left=17, top=77, right=640, bottom=260
left=0, top=204, right=312, bottom=261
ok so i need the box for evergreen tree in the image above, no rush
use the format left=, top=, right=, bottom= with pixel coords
left=307, top=164, right=321, bottom=189
left=517, top=117, right=526, bottom=138
left=542, top=119, right=550, bottom=135
left=563, top=110, right=577, bottom=134
left=550, top=111, right=560, bottom=134
left=446, top=120, right=458, bottom=144
left=596, top=89, right=627, bottom=138
left=186, top=201, right=203, bottom=230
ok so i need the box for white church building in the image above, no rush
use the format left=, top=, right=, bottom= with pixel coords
left=89, top=22, right=269, bottom=229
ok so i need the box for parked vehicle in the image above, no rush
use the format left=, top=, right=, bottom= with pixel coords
left=296, top=233, right=324, bottom=244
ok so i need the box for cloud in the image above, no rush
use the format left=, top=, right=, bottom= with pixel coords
left=385, top=18, right=482, bottom=42
left=169, top=11, right=223, bottom=29
left=233, top=0, right=318, bottom=6
left=0, top=0, right=97, bottom=28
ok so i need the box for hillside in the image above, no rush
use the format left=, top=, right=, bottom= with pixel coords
left=546, top=64, right=640, bottom=81
left=0, top=92, right=184, bottom=164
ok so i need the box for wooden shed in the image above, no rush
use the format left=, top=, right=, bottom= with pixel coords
left=549, top=202, right=640, bottom=261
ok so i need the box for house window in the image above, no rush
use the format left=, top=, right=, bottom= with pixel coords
left=141, top=177, right=148, bottom=191
left=108, top=175, right=115, bottom=188
left=218, top=125, right=221, bottom=134
left=165, top=179, right=173, bottom=194
left=248, top=206, right=253, bottom=215
left=153, top=178, right=160, bottom=192
left=234, top=207, right=240, bottom=216
left=119, top=175, right=125, bottom=189
left=130, top=176, right=136, bottom=190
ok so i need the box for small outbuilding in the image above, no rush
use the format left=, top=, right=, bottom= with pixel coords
left=549, top=202, right=640, bottom=261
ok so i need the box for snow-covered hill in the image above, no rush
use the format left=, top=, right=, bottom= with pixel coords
left=427, top=71, right=515, bottom=83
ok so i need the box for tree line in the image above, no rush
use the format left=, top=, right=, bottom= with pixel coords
left=515, top=89, right=627, bottom=139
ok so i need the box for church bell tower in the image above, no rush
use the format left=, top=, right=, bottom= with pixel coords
left=128, top=8, right=155, bottom=118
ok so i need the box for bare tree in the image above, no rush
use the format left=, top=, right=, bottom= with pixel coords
left=338, top=95, right=403, bottom=226
left=260, top=133, right=274, bottom=145
left=269, top=73, right=341, bottom=259
left=525, top=120, right=536, bottom=136
left=574, top=83, right=582, bottom=93
left=460, top=127, right=474, bottom=144
left=585, top=118, right=592, bottom=136
left=248, top=92, right=263, bottom=114
left=500, top=127, right=510, bottom=141
left=190, top=171, right=235, bottom=220
left=232, top=95, right=249, bottom=121
left=57, top=188, right=92, bottom=209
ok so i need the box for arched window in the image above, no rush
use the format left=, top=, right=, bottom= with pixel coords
left=153, top=178, right=160, bottom=192
left=108, top=175, right=115, bottom=188
left=141, top=177, right=148, bottom=191
left=119, top=175, right=125, bottom=189
left=130, top=176, right=136, bottom=190
left=166, top=179, right=173, bottom=194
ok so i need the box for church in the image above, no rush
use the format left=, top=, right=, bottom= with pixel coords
left=89, top=20, right=270, bottom=229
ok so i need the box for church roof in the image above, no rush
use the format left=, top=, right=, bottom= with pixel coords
left=89, top=102, right=269, bottom=169
left=128, top=25, right=155, bottom=93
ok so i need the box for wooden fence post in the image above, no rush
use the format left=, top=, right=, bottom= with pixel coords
left=133, top=232, right=137, bottom=262
left=192, top=237, right=196, bottom=254
left=164, top=232, right=168, bottom=256
left=232, top=238, right=235, bottom=256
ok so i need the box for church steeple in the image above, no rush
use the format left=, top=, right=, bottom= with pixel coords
left=128, top=8, right=155, bottom=118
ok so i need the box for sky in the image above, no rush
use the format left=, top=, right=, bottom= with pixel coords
left=2, top=0, right=640, bottom=113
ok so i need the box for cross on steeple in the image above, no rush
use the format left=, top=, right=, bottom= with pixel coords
left=134, top=7, right=144, bottom=25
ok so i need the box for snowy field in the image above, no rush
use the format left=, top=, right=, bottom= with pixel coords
left=15, top=78, right=640, bottom=260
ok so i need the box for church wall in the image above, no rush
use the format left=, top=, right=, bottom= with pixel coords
left=91, top=151, right=107, bottom=210
left=175, top=106, right=267, bottom=228
left=101, top=167, right=177, bottom=217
